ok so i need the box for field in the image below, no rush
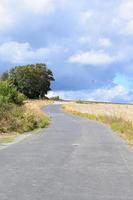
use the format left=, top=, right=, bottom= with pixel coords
left=63, top=102, right=133, bottom=146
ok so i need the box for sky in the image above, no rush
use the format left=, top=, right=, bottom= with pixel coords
left=0, top=0, right=133, bottom=102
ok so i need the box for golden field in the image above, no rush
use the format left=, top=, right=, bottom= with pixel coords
left=64, top=102, right=133, bottom=124
left=63, top=102, right=133, bottom=146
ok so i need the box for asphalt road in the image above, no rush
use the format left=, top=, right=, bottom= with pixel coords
left=0, top=104, right=133, bottom=200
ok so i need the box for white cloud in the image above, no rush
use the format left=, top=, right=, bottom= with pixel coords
left=23, top=0, right=55, bottom=14
left=88, top=85, right=129, bottom=102
left=0, top=0, right=56, bottom=32
left=80, top=10, right=93, bottom=25
left=79, top=36, right=91, bottom=44
left=0, top=41, right=50, bottom=64
left=124, top=20, right=133, bottom=34
left=99, top=38, right=112, bottom=48
left=118, top=0, right=133, bottom=20
left=47, top=85, right=130, bottom=102
left=116, top=0, right=133, bottom=35
left=68, top=50, right=115, bottom=65
left=0, top=2, right=15, bottom=31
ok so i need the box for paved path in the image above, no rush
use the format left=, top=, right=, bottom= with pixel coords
left=0, top=104, right=133, bottom=200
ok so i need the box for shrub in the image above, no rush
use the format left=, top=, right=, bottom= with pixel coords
left=50, top=96, right=60, bottom=101
left=0, top=104, right=49, bottom=134
left=0, top=81, right=25, bottom=105
left=0, top=80, right=49, bottom=135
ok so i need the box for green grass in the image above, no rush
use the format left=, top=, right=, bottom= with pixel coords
left=62, top=106, right=133, bottom=146
left=39, top=116, right=49, bottom=128
left=0, top=134, right=17, bottom=144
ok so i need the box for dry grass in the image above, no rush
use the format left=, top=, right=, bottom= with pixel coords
left=64, top=102, right=133, bottom=123
left=63, top=102, right=133, bottom=146
left=0, top=134, right=17, bottom=144
left=0, top=100, right=53, bottom=144
left=25, top=100, right=53, bottom=118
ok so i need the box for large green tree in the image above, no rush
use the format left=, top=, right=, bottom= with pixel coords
left=0, top=71, right=9, bottom=81
left=8, top=63, right=54, bottom=99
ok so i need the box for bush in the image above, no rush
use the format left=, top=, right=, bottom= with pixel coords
left=0, top=81, right=25, bottom=105
left=0, top=80, right=49, bottom=135
left=0, top=104, right=49, bottom=134
left=50, top=96, right=60, bottom=101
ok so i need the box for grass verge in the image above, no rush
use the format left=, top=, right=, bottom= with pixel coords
left=0, top=100, right=52, bottom=144
left=0, top=134, right=17, bottom=144
left=62, top=105, right=133, bottom=147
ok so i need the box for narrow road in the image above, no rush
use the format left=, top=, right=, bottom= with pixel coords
left=0, top=104, right=133, bottom=200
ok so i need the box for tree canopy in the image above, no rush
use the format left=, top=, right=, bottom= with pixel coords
left=0, top=71, right=9, bottom=81
left=8, top=63, right=54, bottom=99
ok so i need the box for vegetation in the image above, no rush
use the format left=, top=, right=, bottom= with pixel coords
left=75, top=100, right=132, bottom=105
left=0, top=81, right=25, bottom=105
left=0, top=134, right=17, bottom=144
left=76, top=100, right=89, bottom=104
left=8, top=63, right=54, bottom=99
left=0, top=63, right=54, bottom=143
left=1, top=71, right=9, bottom=81
left=0, top=103, right=49, bottom=136
left=62, top=103, right=133, bottom=146
left=0, top=103, right=49, bottom=134
left=50, top=96, right=60, bottom=101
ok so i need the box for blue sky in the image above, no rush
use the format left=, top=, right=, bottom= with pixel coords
left=0, top=0, right=133, bottom=102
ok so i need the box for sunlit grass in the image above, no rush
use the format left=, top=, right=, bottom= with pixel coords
left=0, top=100, right=52, bottom=144
left=62, top=104, right=133, bottom=146
left=0, top=134, right=17, bottom=144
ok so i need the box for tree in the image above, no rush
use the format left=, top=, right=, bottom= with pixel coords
left=0, top=71, right=9, bottom=81
left=8, top=63, right=55, bottom=99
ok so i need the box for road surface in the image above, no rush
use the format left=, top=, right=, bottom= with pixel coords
left=0, top=104, right=133, bottom=200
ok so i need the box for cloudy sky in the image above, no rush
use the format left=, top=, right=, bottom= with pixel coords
left=0, top=0, right=133, bottom=102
